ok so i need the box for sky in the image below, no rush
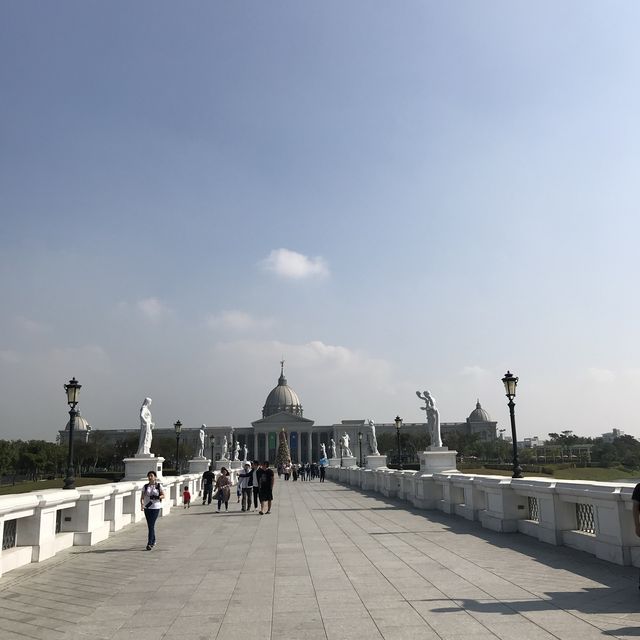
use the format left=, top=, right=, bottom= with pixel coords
left=1, top=2, right=640, bottom=441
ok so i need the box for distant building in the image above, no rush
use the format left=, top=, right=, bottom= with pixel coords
left=59, top=364, right=498, bottom=462
left=601, top=428, right=624, bottom=443
left=440, top=400, right=497, bottom=442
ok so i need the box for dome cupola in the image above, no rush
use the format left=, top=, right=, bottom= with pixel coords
left=262, top=361, right=303, bottom=418
left=65, top=411, right=91, bottom=431
left=468, top=400, right=491, bottom=422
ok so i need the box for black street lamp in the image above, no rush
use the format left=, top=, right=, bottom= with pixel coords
left=340, top=438, right=344, bottom=467
left=174, top=420, right=182, bottom=474
left=63, top=377, right=81, bottom=490
left=358, top=431, right=363, bottom=467
left=395, top=415, right=403, bottom=470
left=502, top=371, right=523, bottom=479
left=209, top=434, right=215, bottom=462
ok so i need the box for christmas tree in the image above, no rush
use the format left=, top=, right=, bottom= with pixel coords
left=275, top=428, right=291, bottom=467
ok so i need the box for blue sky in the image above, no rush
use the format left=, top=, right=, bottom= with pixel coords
left=1, top=2, right=639, bottom=440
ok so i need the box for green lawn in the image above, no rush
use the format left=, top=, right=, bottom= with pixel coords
left=460, top=466, right=639, bottom=483
left=552, top=467, right=638, bottom=482
left=0, top=477, right=112, bottom=495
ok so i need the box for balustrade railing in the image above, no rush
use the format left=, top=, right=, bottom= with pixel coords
left=528, top=496, right=540, bottom=522
left=0, top=470, right=220, bottom=578
left=326, top=465, right=639, bottom=568
left=2, top=519, right=16, bottom=550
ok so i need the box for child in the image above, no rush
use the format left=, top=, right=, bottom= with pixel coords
left=182, top=486, right=191, bottom=509
left=236, top=479, right=242, bottom=503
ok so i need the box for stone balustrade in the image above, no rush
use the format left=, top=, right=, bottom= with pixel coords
left=0, top=470, right=239, bottom=578
left=327, top=465, right=640, bottom=567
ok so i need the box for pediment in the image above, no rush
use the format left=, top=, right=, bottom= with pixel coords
left=252, top=411, right=315, bottom=427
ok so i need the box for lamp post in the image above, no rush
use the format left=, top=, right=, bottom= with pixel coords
left=358, top=431, right=363, bottom=467
left=395, top=415, right=403, bottom=470
left=340, top=438, right=344, bottom=467
left=209, top=434, right=215, bottom=463
left=174, top=420, right=182, bottom=475
left=63, top=377, right=81, bottom=490
left=502, top=371, right=523, bottom=479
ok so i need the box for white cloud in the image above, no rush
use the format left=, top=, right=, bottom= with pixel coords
left=137, top=297, right=169, bottom=321
left=216, top=339, right=388, bottom=375
left=586, top=367, right=615, bottom=383
left=47, top=345, right=111, bottom=374
left=459, top=365, right=491, bottom=378
left=0, top=350, right=21, bottom=364
left=211, top=338, right=404, bottom=422
left=261, top=248, right=329, bottom=280
left=205, top=310, right=273, bottom=332
left=15, top=316, right=50, bottom=334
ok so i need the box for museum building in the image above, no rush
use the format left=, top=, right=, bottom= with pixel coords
left=59, top=363, right=498, bottom=463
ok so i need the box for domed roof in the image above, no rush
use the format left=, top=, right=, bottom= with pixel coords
left=262, top=362, right=303, bottom=418
left=65, top=412, right=91, bottom=431
left=468, top=400, right=491, bottom=422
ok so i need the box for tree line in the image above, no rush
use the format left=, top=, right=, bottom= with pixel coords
left=376, top=429, right=640, bottom=469
left=0, top=433, right=195, bottom=483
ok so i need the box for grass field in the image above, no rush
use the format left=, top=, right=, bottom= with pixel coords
left=461, top=466, right=639, bottom=483
left=0, top=477, right=112, bottom=495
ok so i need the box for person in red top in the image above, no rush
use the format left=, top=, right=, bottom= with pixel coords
left=182, top=486, right=191, bottom=509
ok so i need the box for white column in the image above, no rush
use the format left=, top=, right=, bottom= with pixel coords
left=253, top=433, right=258, bottom=461
left=307, top=431, right=313, bottom=463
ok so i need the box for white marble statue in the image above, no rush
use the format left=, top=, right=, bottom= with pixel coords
left=222, top=435, right=229, bottom=460
left=329, top=438, right=337, bottom=459
left=320, top=442, right=327, bottom=460
left=416, top=390, right=443, bottom=448
left=233, top=441, right=240, bottom=461
left=136, top=397, right=154, bottom=455
left=197, top=425, right=206, bottom=458
left=340, top=432, right=353, bottom=457
left=242, top=444, right=248, bottom=463
left=367, top=419, right=380, bottom=456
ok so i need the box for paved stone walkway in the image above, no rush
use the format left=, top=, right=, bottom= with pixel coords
left=1, top=480, right=640, bottom=640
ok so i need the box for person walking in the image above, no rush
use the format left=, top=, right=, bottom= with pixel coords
left=632, top=481, right=640, bottom=589
left=238, top=462, right=253, bottom=511
left=202, top=465, right=215, bottom=505
left=251, top=460, right=261, bottom=510
left=140, top=471, right=164, bottom=550
left=258, top=461, right=275, bottom=515
left=320, top=463, right=326, bottom=483
left=182, top=485, right=191, bottom=508
left=214, top=467, right=231, bottom=513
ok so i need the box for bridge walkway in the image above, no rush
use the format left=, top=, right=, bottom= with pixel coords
left=0, top=479, right=638, bottom=640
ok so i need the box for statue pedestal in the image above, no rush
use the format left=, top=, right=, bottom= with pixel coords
left=418, top=448, right=458, bottom=475
left=365, top=454, right=387, bottom=470
left=214, top=459, right=230, bottom=471
left=341, top=455, right=358, bottom=468
left=188, top=458, right=211, bottom=474
left=328, top=458, right=340, bottom=468
left=229, top=460, right=242, bottom=471
left=123, top=454, right=165, bottom=481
